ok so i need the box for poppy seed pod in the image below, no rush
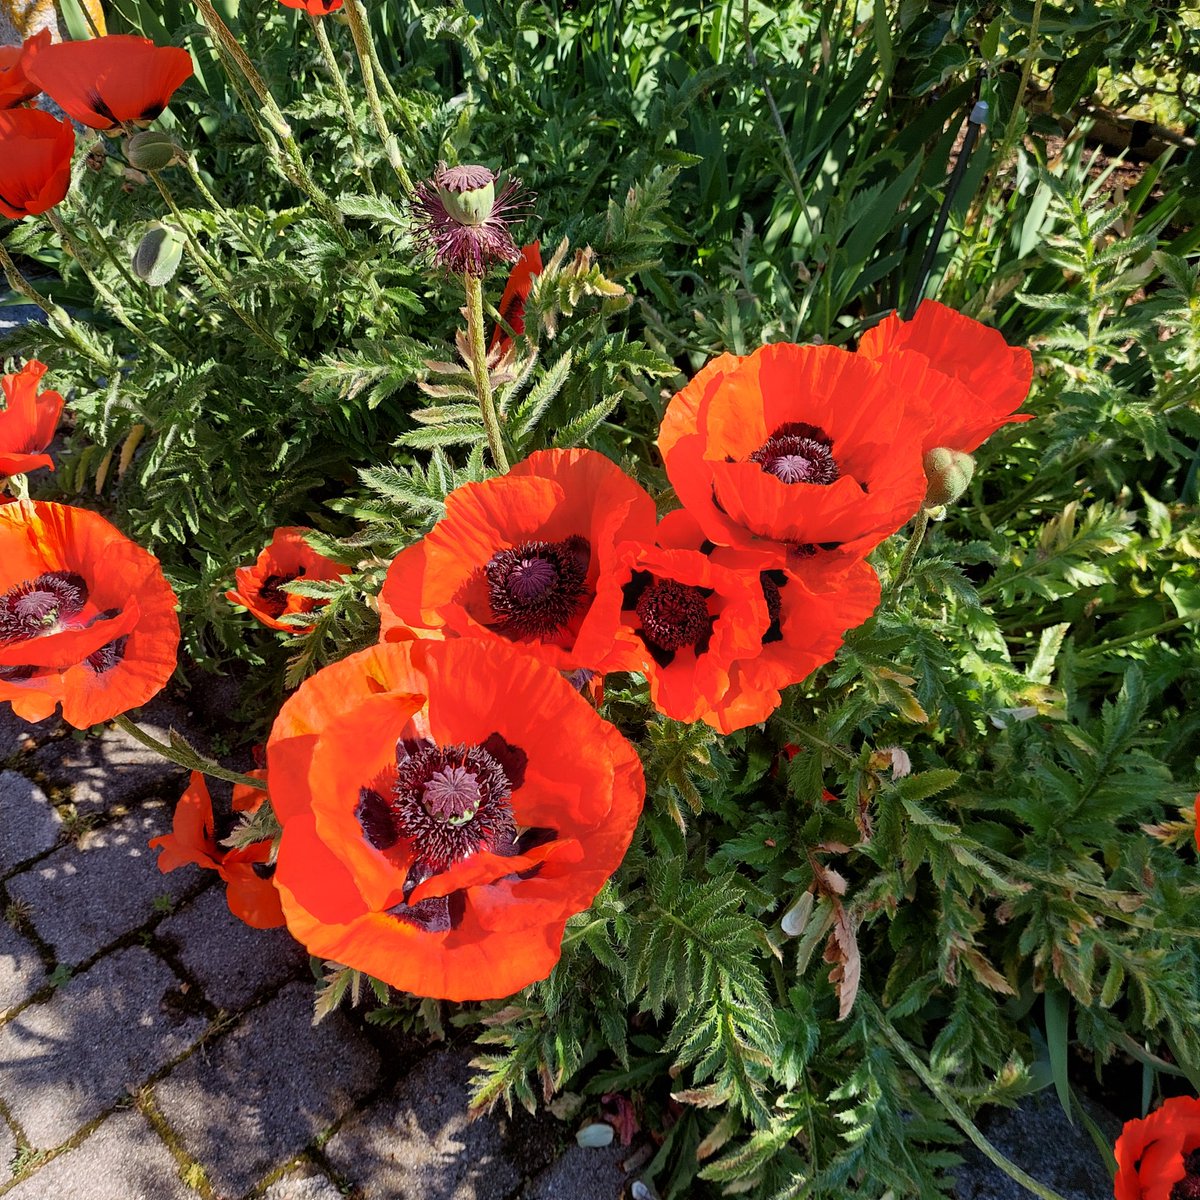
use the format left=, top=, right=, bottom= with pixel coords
left=922, top=447, right=975, bottom=508
left=131, top=223, right=186, bottom=288
left=436, top=164, right=496, bottom=226
left=125, top=130, right=183, bottom=172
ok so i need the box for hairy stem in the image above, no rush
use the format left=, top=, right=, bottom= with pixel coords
left=464, top=272, right=509, bottom=472
left=310, top=13, right=377, bottom=195
left=888, top=508, right=930, bottom=598
left=113, top=714, right=268, bottom=791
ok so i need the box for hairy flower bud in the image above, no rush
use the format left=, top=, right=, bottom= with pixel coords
left=922, top=447, right=975, bottom=508
left=124, top=130, right=183, bottom=171
left=131, top=222, right=185, bottom=287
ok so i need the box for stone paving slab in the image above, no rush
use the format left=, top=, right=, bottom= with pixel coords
left=0, top=775, right=61, bottom=877
left=0, top=946, right=206, bottom=1150
left=155, top=981, right=381, bottom=1199
left=0, top=924, right=46, bottom=1017
left=7, top=802, right=199, bottom=966
left=28, top=717, right=187, bottom=814
left=325, top=1047, right=520, bottom=1200
left=262, top=1170, right=344, bottom=1200
left=156, top=886, right=306, bottom=1011
left=525, top=1144, right=632, bottom=1200
left=0, top=705, right=61, bottom=764
left=0, top=1108, right=198, bottom=1200
left=0, top=1118, right=15, bottom=1181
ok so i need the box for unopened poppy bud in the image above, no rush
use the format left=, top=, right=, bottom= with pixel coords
left=435, top=163, right=497, bottom=227
left=922, top=447, right=975, bottom=508
left=125, top=130, right=183, bottom=171
left=131, top=222, right=185, bottom=287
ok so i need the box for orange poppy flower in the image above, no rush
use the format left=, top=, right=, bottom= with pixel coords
left=23, top=34, right=193, bottom=131
left=857, top=300, right=1034, bottom=453
left=226, top=527, right=349, bottom=633
left=589, top=530, right=769, bottom=728
left=266, top=638, right=645, bottom=1000
left=278, top=0, right=344, bottom=12
left=0, top=30, right=50, bottom=108
left=1114, top=1095, right=1200, bottom=1200
left=150, top=772, right=284, bottom=930
left=0, top=107, right=74, bottom=219
left=658, top=344, right=931, bottom=564
left=0, top=500, right=179, bottom=729
left=378, top=449, right=657, bottom=674
left=654, top=509, right=881, bottom=732
left=490, top=241, right=542, bottom=356
left=0, top=361, right=63, bottom=477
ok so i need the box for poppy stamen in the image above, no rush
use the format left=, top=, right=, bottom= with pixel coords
left=385, top=740, right=518, bottom=872
left=485, top=536, right=590, bottom=639
left=750, top=422, right=840, bottom=486
left=257, top=569, right=304, bottom=618
left=635, top=578, right=713, bottom=654
left=0, top=571, right=88, bottom=642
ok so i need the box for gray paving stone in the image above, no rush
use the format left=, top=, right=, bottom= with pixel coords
left=1, top=1108, right=197, bottom=1199
left=155, top=981, right=380, bottom=1198
left=262, top=1170, right=345, bottom=1200
left=7, top=801, right=200, bottom=966
left=156, top=886, right=306, bottom=1012
left=0, top=1117, right=15, bottom=1178
left=325, top=1047, right=520, bottom=1200
left=0, top=774, right=62, bottom=876
left=0, top=923, right=46, bottom=1016
left=0, top=947, right=206, bottom=1150
left=525, top=1144, right=631, bottom=1200
left=28, top=716, right=188, bottom=814
left=954, top=1092, right=1122, bottom=1199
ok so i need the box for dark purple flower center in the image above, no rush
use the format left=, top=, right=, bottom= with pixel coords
left=485, top=536, right=590, bottom=640
left=0, top=572, right=88, bottom=643
left=258, top=569, right=304, bottom=618
left=83, top=609, right=128, bottom=676
left=629, top=575, right=714, bottom=667
left=750, top=422, right=840, bottom=485
left=1171, top=1151, right=1200, bottom=1200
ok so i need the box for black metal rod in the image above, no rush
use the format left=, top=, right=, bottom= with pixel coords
left=903, top=99, right=989, bottom=320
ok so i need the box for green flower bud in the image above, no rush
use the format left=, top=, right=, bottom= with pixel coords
left=124, top=130, right=183, bottom=172
left=131, top=223, right=185, bottom=288
left=922, top=447, right=976, bottom=508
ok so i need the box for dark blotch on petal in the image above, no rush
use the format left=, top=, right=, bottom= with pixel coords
left=481, top=732, right=527, bottom=790
left=357, top=787, right=398, bottom=850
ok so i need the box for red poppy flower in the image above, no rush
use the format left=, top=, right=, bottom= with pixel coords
left=226, top=527, right=349, bottom=633
left=0, top=30, right=50, bottom=109
left=0, top=361, right=63, bottom=477
left=378, top=449, right=657, bottom=674
left=266, top=638, right=645, bottom=1000
left=0, top=500, right=179, bottom=729
left=150, top=772, right=284, bottom=930
left=490, top=241, right=542, bottom=356
left=588, top=530, right=769, bottom=728
left=1114, top=1095, right=1200, bottom=1200
left=0, top=107, right=74, bottom=219
left=654, top=509, right=881, bottom=732
left=658, top=344, right=931, bottom=564
left=278, top=0, right=345, bottom=13
left=857, top=299, right=1034, bottom=453
left=23, top=34, right=193, bottom=131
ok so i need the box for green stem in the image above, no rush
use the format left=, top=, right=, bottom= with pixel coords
left=887, top=508, right=930, bottom=598
left=113, top=714, right=268, bottom=791
left=464, top=272, right=509, bottom=472
left=863, top=996, right=1072, bottom=1200
left=181, top=155, right=230, bottom=218
left=310, top=14, right=376, bottom=195
left=146, top=168, right=292, bottom=360
left=344, top=0, right=414, bottom=197
left=0, top=235, right=111, bottom=367
left=194, top=0, right=352, bottom=239
left=1002, top=0, right=1046, bottom=151
left=1075, top=616, right=1193, bottom=660
left=45, top=210, right=166, bottom=354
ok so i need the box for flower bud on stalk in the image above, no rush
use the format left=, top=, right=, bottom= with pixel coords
left=922, top=447, right=975, bottom=509
left=132, top=223, right=186, bottom=287
left=125, top=130, right=184, bottom=172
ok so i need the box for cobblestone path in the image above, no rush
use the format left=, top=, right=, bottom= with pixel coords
left=0, top=701, right=638, bottom=1200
